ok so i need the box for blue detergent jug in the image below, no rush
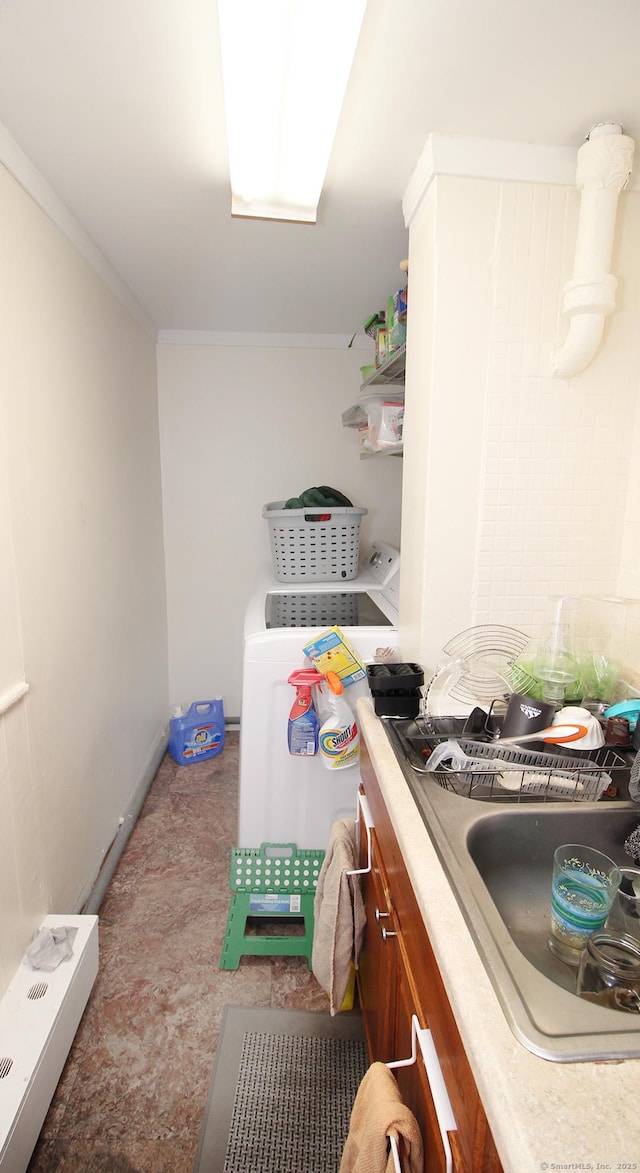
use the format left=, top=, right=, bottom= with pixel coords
left=168, top=698, right=225, bottom=765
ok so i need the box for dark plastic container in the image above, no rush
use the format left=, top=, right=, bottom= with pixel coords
left=367, top=663, right=424, bottom=692
left=373, top=693, right=421, bottom=718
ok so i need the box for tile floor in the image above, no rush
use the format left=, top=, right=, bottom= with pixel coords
left=27, top=732, right=330, bottom=1172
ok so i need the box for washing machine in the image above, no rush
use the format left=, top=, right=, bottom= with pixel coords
left=238, top=541, right=400, bottom=850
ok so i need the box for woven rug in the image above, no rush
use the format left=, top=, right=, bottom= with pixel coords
left=193, top=1005, right=368, bottom=1173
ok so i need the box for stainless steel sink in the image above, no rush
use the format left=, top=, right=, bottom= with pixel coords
left=383, top=718, right=640, bottom=1061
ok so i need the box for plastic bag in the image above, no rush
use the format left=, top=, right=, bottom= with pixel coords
left=25, top=925, right=78, bottom=971
left=363, top=400, right=403, bottom=453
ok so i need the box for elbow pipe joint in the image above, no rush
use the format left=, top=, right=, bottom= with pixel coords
left=552, top=125, right=634, bottom=379
left=552, top=311, right=607, bottom=380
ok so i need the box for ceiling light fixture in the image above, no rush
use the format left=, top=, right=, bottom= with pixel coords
left=217, top=0, right=367, bottom=224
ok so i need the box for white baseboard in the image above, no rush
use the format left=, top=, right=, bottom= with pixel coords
left=0, top=915, right=99, bottom=1171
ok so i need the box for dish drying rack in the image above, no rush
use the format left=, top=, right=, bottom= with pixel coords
left=401, top=715, right=627, bottom=803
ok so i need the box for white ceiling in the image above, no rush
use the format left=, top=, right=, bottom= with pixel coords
left=1, top=0, right=640, bottom=336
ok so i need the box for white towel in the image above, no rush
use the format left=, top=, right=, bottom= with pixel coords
left=312, top=818, right=366, bottom=1014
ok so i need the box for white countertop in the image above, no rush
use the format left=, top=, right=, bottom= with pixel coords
left=358, top=698, right=640, bottom=1173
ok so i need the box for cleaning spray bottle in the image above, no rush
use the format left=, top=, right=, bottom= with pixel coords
left=318, top=670, right=360, bottom=770
left=287, top=669, right=324, bottom=756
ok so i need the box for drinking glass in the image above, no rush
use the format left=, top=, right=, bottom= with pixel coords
left=533, top=598, right=580, bottom=707
left=605, top=867, right=640, bottom=942
left=576, top=931, right=640, bottom=1013
left=548, top=844, right=621, bottom=966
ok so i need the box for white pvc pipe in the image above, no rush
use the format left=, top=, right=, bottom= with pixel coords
left=0, top=680, right=29, bottom=717
left=552, top=123, right=635, bottom=378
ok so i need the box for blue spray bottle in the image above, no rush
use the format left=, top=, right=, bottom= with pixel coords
left=287, top=669, right=324, bottom=756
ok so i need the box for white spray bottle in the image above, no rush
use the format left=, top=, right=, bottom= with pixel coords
left=318, top=671, right=360, bottom=770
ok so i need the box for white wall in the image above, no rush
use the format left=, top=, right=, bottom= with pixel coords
left=0, top=162, right=168, bottom=995
left=157, top=341, right=403, bottom=716
left=400, top=162, right=640, bottom=680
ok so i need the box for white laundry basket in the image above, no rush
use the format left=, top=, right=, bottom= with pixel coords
left=262, top=501, right=367, bottom=582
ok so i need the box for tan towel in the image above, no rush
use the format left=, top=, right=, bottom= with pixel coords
left=312, top=818, right=366, bottom=1014
left=339, top=1062, right=424, bottom=1173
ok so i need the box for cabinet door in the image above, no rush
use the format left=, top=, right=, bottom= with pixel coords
left=393, top=953, right=466, bottom=1173
left=358, top=743, right=503, bottom=1173
left=356, top=818, right=397, bottom=1063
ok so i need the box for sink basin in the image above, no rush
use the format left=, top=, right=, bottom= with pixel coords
left=383, top=718, right=640, bottom=1061
left=466, top=806, right=639, bottom=992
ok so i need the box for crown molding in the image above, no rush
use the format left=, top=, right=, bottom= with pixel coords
left=157, top=330, right=372, bottom=350
left=0, top=120, right=156, bottom=337
left=402, top=132, right=640, bottom=228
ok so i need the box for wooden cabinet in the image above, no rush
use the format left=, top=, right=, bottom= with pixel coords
left=357, top=824, right=396, bottom=1062
left=356, top=738, right=503, bottom=1173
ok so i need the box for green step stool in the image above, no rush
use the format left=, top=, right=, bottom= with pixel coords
left=220, top=843, right=325, bottom=970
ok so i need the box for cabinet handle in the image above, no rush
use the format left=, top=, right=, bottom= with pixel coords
left=387, top=1014, right=457, bottom=1173
left=348, top=791, right=374, bottom=876
left=375, top=908, right=390, bottom=921
left=381, top=926, right=397, bottom=941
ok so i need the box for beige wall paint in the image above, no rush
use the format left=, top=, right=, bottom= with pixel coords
left=0, top=396, right=38, bottom=996
left=400, top=171, right=640, bottom=679
left=400, top=177, right=497, bottom=663
left=0, top=163, right=168, bottom=994
left=157, top=342, right=404, bottom=716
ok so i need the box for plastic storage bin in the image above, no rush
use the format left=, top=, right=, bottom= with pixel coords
left=367, top=662, right=424, bottom=718
left=262, top=500, right=367, bottom=582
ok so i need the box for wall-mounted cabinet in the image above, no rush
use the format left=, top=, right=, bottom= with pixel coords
left=342, top=345, right=405, bottom=458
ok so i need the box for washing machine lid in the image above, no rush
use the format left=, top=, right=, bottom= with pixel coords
left=244, top=540, right=400, bottom=637
left=264, top=589, right=394, bottom=629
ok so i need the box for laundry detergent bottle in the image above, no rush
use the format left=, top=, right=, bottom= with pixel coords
left=319, top=670, right=360, bottom=770
left=168, top=698, right=225, bottom=765
left=287, top=669, right=324, bottom=756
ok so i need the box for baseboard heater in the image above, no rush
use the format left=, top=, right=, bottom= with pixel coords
left=0, top=914, right=99, bottom=1171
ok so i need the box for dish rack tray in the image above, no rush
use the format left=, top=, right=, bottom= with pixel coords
left=400, top=716, right=626, bottom=802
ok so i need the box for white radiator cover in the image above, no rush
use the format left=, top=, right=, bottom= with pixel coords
left=0, top=914, right=99, bottom=1171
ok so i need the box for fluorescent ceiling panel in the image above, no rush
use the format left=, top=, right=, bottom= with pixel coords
left=217, top=0, right=367, bottom=223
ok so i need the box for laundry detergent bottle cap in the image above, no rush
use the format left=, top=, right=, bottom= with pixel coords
left=318, top=671, right=360, bottom=771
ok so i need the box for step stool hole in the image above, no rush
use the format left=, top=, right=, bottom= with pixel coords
left=244, top=917, right=305, bottom=938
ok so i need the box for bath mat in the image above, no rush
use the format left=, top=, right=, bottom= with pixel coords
left=193, top=1005, right=368, bottom=1173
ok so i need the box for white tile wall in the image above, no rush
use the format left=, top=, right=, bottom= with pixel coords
left=474, top=177, right=639, bottom=644
left=402, top=171, right=640, bottom=675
